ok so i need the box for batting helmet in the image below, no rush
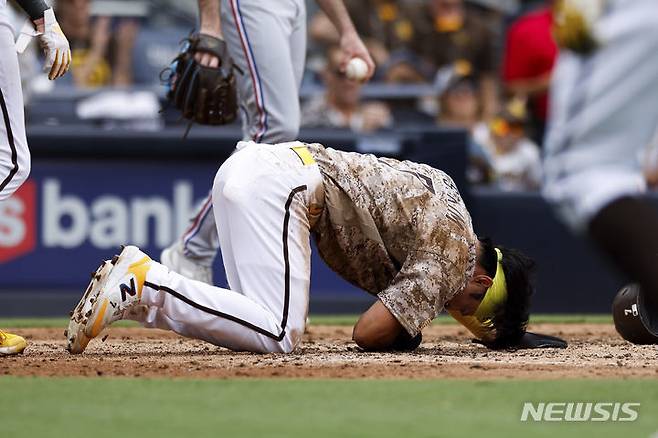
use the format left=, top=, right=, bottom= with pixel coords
left=612, top=284, right=658, bottom=345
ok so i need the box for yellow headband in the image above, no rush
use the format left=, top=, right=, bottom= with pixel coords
left=449, top=248, right=508, bottom=342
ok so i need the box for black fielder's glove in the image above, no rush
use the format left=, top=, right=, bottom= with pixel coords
left=162, top=32, right=239, bottom=129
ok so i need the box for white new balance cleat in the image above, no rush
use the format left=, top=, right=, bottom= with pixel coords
left=160, top=242, right=213, bottom=285
left=65, top=246, right=152, bottom=354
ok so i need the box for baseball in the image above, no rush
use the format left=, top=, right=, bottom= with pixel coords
left=345, top=57, right=368, bottom=81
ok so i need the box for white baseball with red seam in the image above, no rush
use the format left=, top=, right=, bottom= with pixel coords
left=345, top=57, right=368, bottom=81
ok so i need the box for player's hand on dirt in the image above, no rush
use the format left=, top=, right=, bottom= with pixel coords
left=34, top=9, right=72, bottom=80
left=338, top=32, right=375, bottom=81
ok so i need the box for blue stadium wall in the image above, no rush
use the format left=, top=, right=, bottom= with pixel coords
left=0, top=126, right=632, bottom=316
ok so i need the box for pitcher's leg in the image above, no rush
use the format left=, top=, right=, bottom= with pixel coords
left=221, top=0, right=301, bottom=143
left=160, top=191, right=217, bottom=285
left=179, top=193, right=219, bottom=263
left=165, top=0, right=303, bottom=277
left=290, top=0, right=306, bottom=93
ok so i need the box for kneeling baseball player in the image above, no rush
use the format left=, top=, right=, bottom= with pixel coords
left=66, top=141, right=562, bottom=354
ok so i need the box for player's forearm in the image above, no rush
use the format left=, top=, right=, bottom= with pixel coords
left=197, top=0, right=222, bottom=37
left=315, top=0, right=357, bottom=37
left=309, top=10, right=340, bottom=44
left=13, top=0, right=48, bottom=20
left=352, top=300, right=403, bottom=351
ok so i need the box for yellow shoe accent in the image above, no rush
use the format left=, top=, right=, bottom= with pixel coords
left=89, top=298, right=109, bottom=338
left=0, top=330, right=27, bottom=355
left=128, top=255, right=151, bottom=299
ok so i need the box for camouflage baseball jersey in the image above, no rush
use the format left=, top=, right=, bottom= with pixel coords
left=306, top=144, right=477, bottom=336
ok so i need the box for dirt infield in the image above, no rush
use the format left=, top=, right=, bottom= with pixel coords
left=2, top=323, right=657, bottom=379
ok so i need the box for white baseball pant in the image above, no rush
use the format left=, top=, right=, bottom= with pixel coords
left=0, top=2, right=30, bottom=201
left=139, top=142, right=324, bottom=352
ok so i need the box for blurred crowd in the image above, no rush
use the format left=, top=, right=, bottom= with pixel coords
left=305, top=0, right=553, bottom=191
left=10, top=0, right=656, bottom=191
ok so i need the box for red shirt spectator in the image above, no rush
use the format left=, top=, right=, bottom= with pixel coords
left=503, top=6, right=557, bottom=124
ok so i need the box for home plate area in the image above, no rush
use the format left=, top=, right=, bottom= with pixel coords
left=3, top=324, right=657, bottom=379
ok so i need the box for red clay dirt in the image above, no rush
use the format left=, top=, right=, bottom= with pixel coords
left=1, top=323, right=657, bottom=379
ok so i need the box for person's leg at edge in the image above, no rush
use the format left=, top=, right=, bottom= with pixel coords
left=0, top=17, right=31, bottom=355
left=162, top=0, right=305, bottom=280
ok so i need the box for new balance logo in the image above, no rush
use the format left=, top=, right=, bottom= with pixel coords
left=120, top=278, right=137, bottom=301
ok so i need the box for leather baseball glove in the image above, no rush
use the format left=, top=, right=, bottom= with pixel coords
left=163, top=32, right=239, bottom=131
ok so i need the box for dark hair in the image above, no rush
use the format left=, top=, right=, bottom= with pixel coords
left=477, top=237, right=497, bottom=278
left=481, top=242, right=535, bottom=349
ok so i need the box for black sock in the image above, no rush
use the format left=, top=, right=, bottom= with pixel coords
left=589, top=196, right=658, bottom=331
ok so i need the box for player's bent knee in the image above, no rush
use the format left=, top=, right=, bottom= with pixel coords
left=282, top=325, right=304, bottom=353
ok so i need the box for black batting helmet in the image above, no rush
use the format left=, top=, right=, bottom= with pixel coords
left=612, top=284, right=658, bottom=345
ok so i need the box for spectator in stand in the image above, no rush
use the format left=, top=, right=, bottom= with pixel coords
left=403, top=0, right=499, bottom=118
left=477, top=99, right=542, bottom=191
left=502, top=0, right=558, bottom=143
left=435, top=64, right=492, bottom=184
left=56, top=0, right=111, bottom=87
left=436, top=63, right=481, bottom=129
left=309, top=0, right=421, bottom=82
left=56, top=0, right=140, bottom=88
left=301, top=45, right=393, bottom=133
